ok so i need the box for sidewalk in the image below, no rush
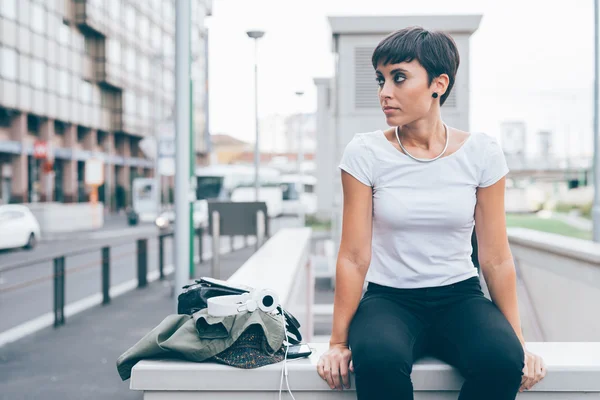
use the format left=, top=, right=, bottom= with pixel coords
left=0, top=246, right=255, bottom=400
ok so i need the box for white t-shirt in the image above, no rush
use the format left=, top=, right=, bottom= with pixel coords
left=338, top=129, right=509, bottom=289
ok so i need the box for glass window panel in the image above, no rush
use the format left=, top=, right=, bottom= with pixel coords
left=47, top=65, right=57, bottom=93
left=31, top=3, right=45, bottom=34
left=139, top=56, right=149, bottom=79
left=163, top=34, right=173, bottom=58
left=163, top=0, right=173, bottom=22
left=47, top=12, right=57, bottom=37
left=139, top=15, right=149, bottom=39
left=58, top=23, right=69, bottom=45
left=19, top=54, right=31, bottom=84
left=18, top=0, right=29, bottom=26
left=70, top=75, right=78, bottom=98
left=81, top=81, right=91, bottom=103
left=0, top=47, right=18, bottom=80
left=125, top=5, right=135, bottom=29
left=31, top=59, right=45, bottom=89
left=108, top=39, right=121, bottom=64
left=0, top=0, right=18, bottom=20
left=109, top=0, right=120, bottom=19
left=152, top=25, right=161, bottom=49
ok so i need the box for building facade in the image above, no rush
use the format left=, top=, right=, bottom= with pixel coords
left=0, top=0, right=211, bottom=208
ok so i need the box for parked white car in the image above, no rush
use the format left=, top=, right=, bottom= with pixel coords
left=0, top=205, right=41, bottom=250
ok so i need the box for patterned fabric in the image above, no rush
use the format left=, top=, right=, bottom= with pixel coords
left=211, top=324, right=286, bottom=368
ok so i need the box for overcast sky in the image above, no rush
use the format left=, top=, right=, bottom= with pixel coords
left=206, top=0, right=595, bottom=158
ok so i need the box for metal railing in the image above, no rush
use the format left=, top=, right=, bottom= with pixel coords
left=0, top=227, right=205, bottom=329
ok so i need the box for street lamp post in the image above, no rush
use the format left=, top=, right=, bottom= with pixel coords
left=246, top=30, right=265, bottom=202
left=295, top=90, right=305, bottom=227
left=174, top=0, right=192, bottom=309
left=594, top=0, right=600, bottom=242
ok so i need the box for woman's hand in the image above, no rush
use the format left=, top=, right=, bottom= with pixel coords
left=317, top=344, right=353, bottom=390
left=520, top=349, right=546, bottom=392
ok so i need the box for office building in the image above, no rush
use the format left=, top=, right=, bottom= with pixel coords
left=0, top=0, right=211, bottom=208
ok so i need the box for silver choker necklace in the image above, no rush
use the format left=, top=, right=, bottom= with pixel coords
left=395, top=124, right=450, bottom=163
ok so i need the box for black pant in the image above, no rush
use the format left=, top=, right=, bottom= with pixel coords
left=348, top=277, right=524, bottom=400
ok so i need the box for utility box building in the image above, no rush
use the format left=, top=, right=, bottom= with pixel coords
left=314, top=15, right=482, bottom=238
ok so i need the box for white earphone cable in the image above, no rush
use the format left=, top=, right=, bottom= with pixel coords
left=278, top=311, right=296, bottom=400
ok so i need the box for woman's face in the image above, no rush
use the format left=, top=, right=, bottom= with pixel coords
left=376, top=60, right=444, bottom=126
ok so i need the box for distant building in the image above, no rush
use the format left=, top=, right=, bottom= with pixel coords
left=260, top=113, right=317, bottom=154
left=210, top=134, right=252, bottom=164
left=538, top=131, right=554, bottom=159
left=500, top=121, right=527, bottom=168
left=0, top=0, right=212, bottom=208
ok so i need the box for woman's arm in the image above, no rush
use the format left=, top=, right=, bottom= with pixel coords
left=330, top=170, right=373, bottom=346
left=474, top=176, right=547, bottom=392
left=474, top=176, right=524, bottom=344
left=317, top=170, right=373, bottom=390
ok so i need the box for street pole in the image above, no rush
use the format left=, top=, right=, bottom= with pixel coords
left=247, top=30, right=265, bottom=202
left=593, top=0, right=600, bottom=242
left=295, top=91, right=305, bottom=227
left=174, top=0, right=191, bottom=308
left=153, top=55, right=162, bottom=217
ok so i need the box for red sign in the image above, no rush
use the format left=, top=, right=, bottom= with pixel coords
left=33, top=140, right=47, bottom=159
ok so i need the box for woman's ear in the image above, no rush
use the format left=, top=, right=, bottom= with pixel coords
left=434, top=74, right=450, bottom=96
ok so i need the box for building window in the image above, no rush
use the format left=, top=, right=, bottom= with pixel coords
left=139, top=15, right=149, bottom=40
left=59, top=69, right=69, bottom=96
left=31, top=2, right=45, bottom=34
left=0, top=47, right=18, bottom=80
left=58, top=23, right=69, bottom=45
left=152, top=25, right=161, bottom=48
left=109, top=0, right=120, bottom=20
left=81, top=81, right=92, bottom=104
left=125, top=5, right=135, bottom=30
left=18, top=0, right=29, bottom=26
left=47, top=65, right=57, bottom=93
left=0, top=0, right=18, bottom=20
left=139, top=55, right=149, bottom=80
left=31, top=59, right=45, bottom=89
left=19, top=54, right=31, bottom=84
left=125, top=45, right=135, bottom=72
left=108, top=38, right=121, bottom=65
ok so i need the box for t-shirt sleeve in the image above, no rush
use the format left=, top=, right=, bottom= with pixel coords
left=479, top=135, right=509, bottom=188
left=338, top=135, right=373, bottom=187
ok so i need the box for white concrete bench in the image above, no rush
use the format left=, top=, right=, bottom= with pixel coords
left=130, top=342, right=600, bottom=398
left=130, top=227, right=600, bottom=398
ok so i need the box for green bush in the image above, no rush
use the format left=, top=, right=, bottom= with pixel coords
left=580, top=202, right=592, bottom=219
left=305, top=215, right=332, bottom=231
left=554, top=202, right=577, bottom=213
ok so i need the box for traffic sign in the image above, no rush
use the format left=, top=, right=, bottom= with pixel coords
left=33, top=140, right=47, bottom=159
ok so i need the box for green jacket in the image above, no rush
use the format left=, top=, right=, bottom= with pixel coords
left=116, top=308, right=285, bottom=380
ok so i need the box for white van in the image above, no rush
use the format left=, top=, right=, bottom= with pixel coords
left=195, top=164, right=283, bottom=217
left=279, top=174, right=317, bottom=216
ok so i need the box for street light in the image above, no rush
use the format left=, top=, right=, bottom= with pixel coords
left=593, top=0, right=600, bottom=242
left=295, top=90, right=305, bottom=227
left=247, top=30, right=265, bottom=201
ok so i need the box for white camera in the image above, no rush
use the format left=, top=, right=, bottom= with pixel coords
left=207, top=289, right=279, bottom=317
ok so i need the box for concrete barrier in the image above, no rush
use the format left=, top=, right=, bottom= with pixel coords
left=508, top=227, right=600, bottom=341
left=26, top=201, right=104, bottom=234
left=130, top=342, right=600, bottom=398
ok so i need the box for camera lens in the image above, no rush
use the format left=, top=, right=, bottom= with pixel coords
left=262, top=295, right=274, bottom=307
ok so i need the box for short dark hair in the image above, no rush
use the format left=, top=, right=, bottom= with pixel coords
left=372, top=26, right=460, bottom=106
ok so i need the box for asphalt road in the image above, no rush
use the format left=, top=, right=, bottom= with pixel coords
left=0, top=216, right=301, bottom=334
